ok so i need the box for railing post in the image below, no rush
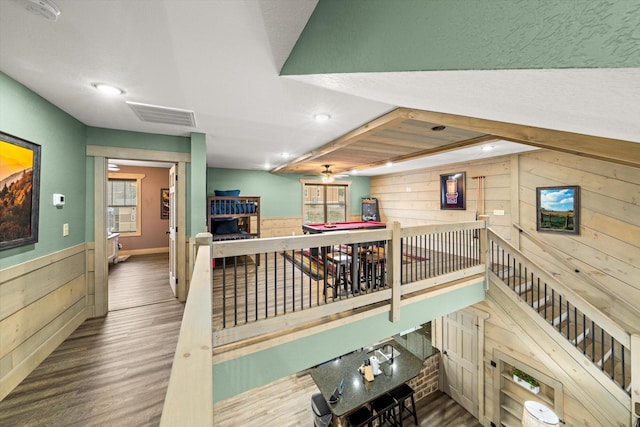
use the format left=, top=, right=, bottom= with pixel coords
left=632, top=333, right=639, bottom=427
left=388, top=221, right=402, bottom=322
left=478, top=215, right=489, bottom=290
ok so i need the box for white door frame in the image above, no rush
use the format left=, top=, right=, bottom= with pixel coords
left=88, top=145, right=190, bottom=316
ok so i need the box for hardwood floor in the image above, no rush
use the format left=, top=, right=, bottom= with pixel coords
left=0, top=254, right=183, bottom=427
left=213, top=372, right=482, bottom=427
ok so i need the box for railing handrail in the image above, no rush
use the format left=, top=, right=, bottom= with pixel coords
left=488, top=229, right=631, bottom=349
left=160, top=233, right=213, bottom=427
left=513, top=223, right=639, bottom=326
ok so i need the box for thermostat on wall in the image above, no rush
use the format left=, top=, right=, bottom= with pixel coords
left=53, top=193, right=65, bottom=207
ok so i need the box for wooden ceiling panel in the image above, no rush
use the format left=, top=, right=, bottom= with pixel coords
left=272, top=108, right=640, bottom=175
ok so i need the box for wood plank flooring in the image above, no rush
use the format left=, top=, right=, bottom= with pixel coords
left=0, top=254, right=183, bottom=427
left=213, top=372, right=482, bottom=427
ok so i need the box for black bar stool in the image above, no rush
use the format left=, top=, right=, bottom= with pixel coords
left=370, top=392, right=399, bottom=426
left=311, top=392, right=332, bottom=427
left=389, top=383, right=418, bottom=426
left=346, top=405, right=374, bottom=427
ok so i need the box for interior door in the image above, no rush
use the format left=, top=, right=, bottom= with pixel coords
left=168, top=164, right=177, bottom=296
left=442, top=309, right=479, bottom=418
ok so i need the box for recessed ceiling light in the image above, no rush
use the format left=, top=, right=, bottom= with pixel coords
left=481, top=145, right=494, bottom=151
left=264, top=162, right=270, bottom=169
left=431, top=125, right=446, bottom=131
left=313, top=113, right=331, bottom=122
left=281, top=152, right=291, bottom=159
left=92, top=83, right=125, bottom=96
left=386, top=161, right=393, bottom=167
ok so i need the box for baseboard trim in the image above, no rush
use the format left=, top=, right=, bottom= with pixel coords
left=119, top=247, right=169, bottom=256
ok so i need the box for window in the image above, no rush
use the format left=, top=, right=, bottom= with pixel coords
left=301, top=180, right=350, bottom=224
left=107, top=173, right=144, bottom=236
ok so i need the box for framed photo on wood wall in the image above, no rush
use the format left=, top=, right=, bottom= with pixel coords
left=536, top=185, right=580, bottom=234
left=440, top=172, right=466, bottom=210
left=0, top=131, right=41, bottom=250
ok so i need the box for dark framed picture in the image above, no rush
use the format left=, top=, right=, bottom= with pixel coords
left=440, top=172, right=466, bottom=210
left=536, top=186, right=580, bottom=234
left=160, top=188, right=170, bottom=219
left=0, top=131, right=41, bottom=250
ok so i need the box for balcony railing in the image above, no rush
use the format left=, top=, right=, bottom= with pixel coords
left=211, top=221, right=486, bottom=345
left=488, top=230, right=632, bottom=397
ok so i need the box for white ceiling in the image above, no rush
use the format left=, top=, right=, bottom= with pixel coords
left=1, top=0, right=638, bottom=176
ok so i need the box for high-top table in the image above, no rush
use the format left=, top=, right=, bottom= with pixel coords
left=309, top=341, right=423, bottom=417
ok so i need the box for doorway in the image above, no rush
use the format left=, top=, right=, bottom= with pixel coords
left=88, top=145, right=190, bottom=317
left=440, top=307, right=489, bottom=421
left=106, top=159, right=175, bottom=311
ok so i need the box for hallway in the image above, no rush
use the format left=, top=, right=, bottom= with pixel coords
left=0, top=254, right=183, bottom=426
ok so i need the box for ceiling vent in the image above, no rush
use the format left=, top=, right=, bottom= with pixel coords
left=126, top=101, right=197, bottom=127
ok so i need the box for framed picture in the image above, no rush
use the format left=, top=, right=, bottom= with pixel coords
left=0, top=131, right=41, bottom=250
left=160, top=188, right=170, bottom=219
left=440, top=172, right=466, bottom=210
left=536, top=186, right=580, bottom=234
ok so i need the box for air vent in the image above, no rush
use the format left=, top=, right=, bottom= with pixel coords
left=126, top=101, right=196, bottom=127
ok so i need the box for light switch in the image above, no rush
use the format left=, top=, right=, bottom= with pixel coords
left=493, top=209, right=505, bottom=216
left=63, top=223, right=69, bottom=236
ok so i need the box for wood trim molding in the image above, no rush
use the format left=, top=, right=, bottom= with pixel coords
left=401, top=108, right=640, bottom=168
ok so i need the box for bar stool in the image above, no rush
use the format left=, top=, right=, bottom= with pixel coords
left=311, top=392, right=332, bottom=427
left=370, top=392, right=399, bottom=426
left=326, top=252, right=351, bottom=296
left=346, top=405, right=374, bottom=427
left=389, top=383, right=418, bottom=426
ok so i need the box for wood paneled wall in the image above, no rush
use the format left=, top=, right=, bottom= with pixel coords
left=371, top=149, right=638, bottom=425
left=515, top=150, right=640, bottom=331
left=0, top=244, right=89, bottom=400
left=370, top=156, right=513, bottom=239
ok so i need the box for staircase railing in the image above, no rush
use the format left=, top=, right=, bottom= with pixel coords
left=488, top=229, right=631, bottom=396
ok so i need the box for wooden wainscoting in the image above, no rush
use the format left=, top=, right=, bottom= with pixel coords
left=0, top=244, right=89, bottom=401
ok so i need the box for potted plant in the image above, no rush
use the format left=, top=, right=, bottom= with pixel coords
left=512, top=368, right=540, bottom=394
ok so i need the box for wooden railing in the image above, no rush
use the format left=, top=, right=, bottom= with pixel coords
left=211, top=221, right=486, bottom=346
left=160, top=233, right=213, bottom=427
left=488, top=230, right=632, bottom=398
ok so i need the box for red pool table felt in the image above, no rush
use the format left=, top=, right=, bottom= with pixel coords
left=302, top=221, right=386, bottom=233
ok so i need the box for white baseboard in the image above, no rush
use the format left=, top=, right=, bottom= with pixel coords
left=119, top=247, right=169, bottom=256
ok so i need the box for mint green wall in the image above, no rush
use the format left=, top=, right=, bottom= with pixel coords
left=86, top=127, right=190, bottom=153
left=207, top=168, right=371, bottom=217
left=282, top=0, right=640, bottom=75
left=188, top=133, right=207, bottom=235
left=0, top=72, right=87, bottom=269
left=213, top=280, right=485, bottom=401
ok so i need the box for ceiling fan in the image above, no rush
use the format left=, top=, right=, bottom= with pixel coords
left=321, top=165, right=349, bottom=183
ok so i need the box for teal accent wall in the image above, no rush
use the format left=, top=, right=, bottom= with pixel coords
left=207, top=168, right=371, bottom=217
left=282, top=0, right=640, bottom=75
left=189, top=133, right=207, bottom=235
left=0, top=72, right=87, bottom=269
left=213, top=280, right=485, bottom=401
left=86, top=126, right=190, bottom=153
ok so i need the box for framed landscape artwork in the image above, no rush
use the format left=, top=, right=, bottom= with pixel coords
left=536, top=185, right=580, bottom=234
left=161, top=188, right=170, bottom=219
left=440, top=172, right=466, bottom=210
left=0, top=131, right=41, bottom=250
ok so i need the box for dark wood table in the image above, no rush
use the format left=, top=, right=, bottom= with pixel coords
left=309, top=341, right=423, bottom=417
left=302, top=221, right=387, bottom=293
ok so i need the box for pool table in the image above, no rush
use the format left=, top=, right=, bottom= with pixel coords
left=302, top=221, right=386, bottom=234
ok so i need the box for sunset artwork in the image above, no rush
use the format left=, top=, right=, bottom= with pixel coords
left=0, top=133, right=41, bottom=250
